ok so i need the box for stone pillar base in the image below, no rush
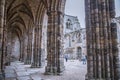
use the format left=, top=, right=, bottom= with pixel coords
left=45, top=66, right=65, bottom=75
left=31, top=63, right=43, bottom=68
left=86, top=79, right=112, bottom=80
left=0, top=71, right=5, bottom=80
left=85, top=77, right=112, bottom=80
left=85, top=73, right=112, bottom=80
left=20, top=59, right=24, bottom=62
left=31, top=66, right=42, bottom=68
left=24, top=60, right=31, bottom=65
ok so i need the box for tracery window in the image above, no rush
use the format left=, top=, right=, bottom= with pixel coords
left=66, top=19, right=73, bottom=30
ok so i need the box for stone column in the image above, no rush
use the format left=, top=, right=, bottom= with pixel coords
left=25, top=29, right=32, bottom=64
left=29, top=29, right=33, bottom=64
left=19, top=39, right=22, bottom=61
left=85, top=0, right=119, bottom=79
left=19, top=38, right=24, bottom=62
left=38, top=25, right=44, bottom=67
left=23, top=35, right=28, bottom=64
left=28, top=29, right=33, bottom=64
left=25, top=33, right=29, bottom=64
left=5, top=32, right=12, bottom=66
left=31, top=24, right=43, bottom=68
left=45, top=11, right=65, bottom=75
left=85, top=0, right=94, bottom=79
left=0, top=0, right=5, bottom=79
left=20, top=35, right=28, bottom=62
left=111, top=23, right=120, bottom=80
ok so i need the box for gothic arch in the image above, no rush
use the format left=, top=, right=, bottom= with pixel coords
left=7, top=1, right=34, bottom=21
left=7, top=15, right=26, bottom=34
left=31, top=1, right=46, bottom=67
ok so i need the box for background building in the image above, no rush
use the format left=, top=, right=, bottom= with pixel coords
left=63, top=14, right=86, bottom=59
left=114, top=17, right=120, bottom=58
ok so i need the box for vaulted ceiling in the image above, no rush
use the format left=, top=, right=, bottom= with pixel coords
left=6, top=0, right=66, bottom=40
left=6, top=0, right=46, bottom=39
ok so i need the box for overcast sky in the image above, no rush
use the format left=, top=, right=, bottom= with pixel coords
left=65, top=0, right=120, bottom=28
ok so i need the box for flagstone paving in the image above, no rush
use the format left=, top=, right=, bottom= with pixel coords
left=5, top=60, right=87, bottom=80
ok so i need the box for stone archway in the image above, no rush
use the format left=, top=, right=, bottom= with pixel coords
left=77, top=47, right=82, bottom=59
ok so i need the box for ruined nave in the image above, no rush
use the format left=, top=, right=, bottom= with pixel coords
left=0, top=0, right=120, bottom=80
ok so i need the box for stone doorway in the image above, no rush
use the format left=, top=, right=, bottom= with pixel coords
left=77, top=47, right=82, bottom=59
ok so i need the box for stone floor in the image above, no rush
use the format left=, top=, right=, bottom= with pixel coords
left=5, top=60, right=87, bottom=80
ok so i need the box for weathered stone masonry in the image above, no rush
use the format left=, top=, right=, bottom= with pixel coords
left=0, top=0, right=119, bottom=80
left=0, top=0, right=5, bottom=79
left=85, top=0, right=120, bottom=79
left=45, top=11, right=65, bottom=74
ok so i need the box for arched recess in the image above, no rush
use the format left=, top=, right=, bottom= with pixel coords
left=10, top=28, right=21, bottom=61
left=4, top=24, right=22, bottom=67
left=6, top=0, right=34, bottom=63
left=6, top=21, right=25, bottom=62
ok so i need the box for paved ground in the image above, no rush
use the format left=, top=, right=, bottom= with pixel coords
left=5, top=60, right=87, bottom=80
